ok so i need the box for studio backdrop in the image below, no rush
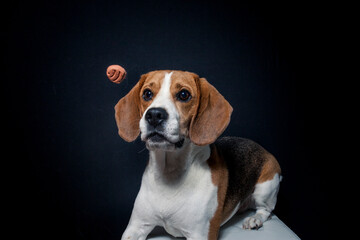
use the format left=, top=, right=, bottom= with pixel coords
left=5, top=0, right=331, bottom=239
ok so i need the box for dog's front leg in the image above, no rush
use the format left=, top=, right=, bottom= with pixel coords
left=121, top=218, right=154, bottom=240
left=121, top=199, right=155, bottom=240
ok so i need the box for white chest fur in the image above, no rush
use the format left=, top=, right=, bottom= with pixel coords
left=128, top=142, right=218, bottom=238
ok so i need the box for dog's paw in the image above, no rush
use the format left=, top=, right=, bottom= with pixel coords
left=242, top=216, right=263, bottom=230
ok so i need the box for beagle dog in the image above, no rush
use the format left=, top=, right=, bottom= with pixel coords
left=114, top=70, right=281, bottom=240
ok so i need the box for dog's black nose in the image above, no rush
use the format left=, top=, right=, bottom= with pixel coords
left=145, top=108, right=168, bottom=128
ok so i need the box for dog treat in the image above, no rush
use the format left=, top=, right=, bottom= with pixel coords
left=106, top=65, right=127, bottom=84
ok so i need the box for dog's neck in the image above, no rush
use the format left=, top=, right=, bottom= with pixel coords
left=147, top=138, right=211, bottom=183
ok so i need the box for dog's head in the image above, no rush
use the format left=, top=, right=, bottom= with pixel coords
left=114, top=70, right=232, bottom=151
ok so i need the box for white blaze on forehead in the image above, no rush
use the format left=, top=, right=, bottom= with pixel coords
left=150, top=71, right=173, bottom=107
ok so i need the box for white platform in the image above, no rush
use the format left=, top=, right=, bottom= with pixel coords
left=148, top=210, right=300, bottom=240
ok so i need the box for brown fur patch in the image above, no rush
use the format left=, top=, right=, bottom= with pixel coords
left=257, top=152, right=281, bottom=183
left=139, top=70, right=167, bottom=114
left=169, top=71, right=199, bottom=137
left=221, top=197, right=241, bottom=225
left=207, top=145, right=228, bottom=240
left=189, top=78, right=233, bottom=146
left=114, top=73, right=147, bottom=142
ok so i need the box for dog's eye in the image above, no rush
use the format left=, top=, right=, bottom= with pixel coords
left=143, top=89, right=153, bottom=101
left=176, top=90, right=191, bottom=102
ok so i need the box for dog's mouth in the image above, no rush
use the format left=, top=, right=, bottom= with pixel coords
left=146, top=132, right=168, bottom=142
left=146, top=132, right=184, bottom=149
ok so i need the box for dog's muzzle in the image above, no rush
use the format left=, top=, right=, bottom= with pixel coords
left=144, top=107, right=184, bottom=149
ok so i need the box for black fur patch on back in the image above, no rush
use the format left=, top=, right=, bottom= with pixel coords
left=214, top=137, right=267, bottom=204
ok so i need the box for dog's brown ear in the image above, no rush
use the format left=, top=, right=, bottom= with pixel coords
left=189, top=78, right=233, bottom=146
left=114, top=74, right=147, bottom=142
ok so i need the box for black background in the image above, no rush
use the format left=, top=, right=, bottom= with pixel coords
left=4, top=0, right=338, bottom=239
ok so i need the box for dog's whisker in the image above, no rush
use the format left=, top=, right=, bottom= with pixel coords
left=137, top=147, right=147, bottom=154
